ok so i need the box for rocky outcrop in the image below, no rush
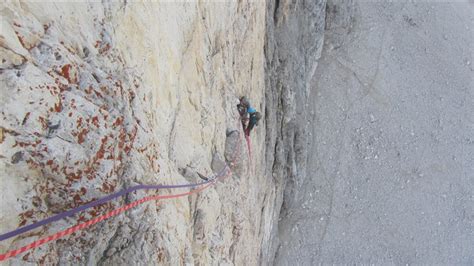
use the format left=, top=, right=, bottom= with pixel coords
left=1, top=1, right=269, bottom=265
left=0, top=0, right=332, bottom=264
left=262, top=0, right=328, bottom=264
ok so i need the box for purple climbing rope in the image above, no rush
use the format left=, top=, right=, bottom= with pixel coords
left=1, top=106, right=246, bottom=244
left=0, top=166, right=229, bottom=242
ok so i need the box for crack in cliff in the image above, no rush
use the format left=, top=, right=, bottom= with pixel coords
left=273, top=0, right=280, bottom=23
left=97, top=224, right=122, bottom=265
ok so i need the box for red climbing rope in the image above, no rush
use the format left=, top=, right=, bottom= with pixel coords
left=245, top=134, right=252, bottom=170
left=0, top=118, right=243, bottom=261
left=0, top=182, right=217, bottom=261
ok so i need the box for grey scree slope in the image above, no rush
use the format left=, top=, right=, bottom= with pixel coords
left=275, top=1, right=473, bottom=265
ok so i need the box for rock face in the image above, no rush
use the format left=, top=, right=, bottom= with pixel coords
left=1, top=1, right=270, bottom=264
left=276, top=0, right=473, bottom=264
left=0, top=0, right=398, bottom=264
left=262, top=0, right=328, bottom=264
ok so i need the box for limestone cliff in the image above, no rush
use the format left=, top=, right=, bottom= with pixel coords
left=1, top=1, right=269, bottom=265
left=262, top=0, right=327, bottom=264
left=1, top=0, right=330, bottom=264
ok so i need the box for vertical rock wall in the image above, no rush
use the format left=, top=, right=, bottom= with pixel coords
left=1, top=1, right=270, bottom=265
left=262, top=0, right=328, bottom=264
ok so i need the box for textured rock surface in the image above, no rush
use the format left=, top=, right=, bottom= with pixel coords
left=262, top=0, right=327, bottom=264
left=1, top=1, right=269, bottom=265
left=276, top=0, right=473, bottom=264
left=5, top=0, right=469, bottom=265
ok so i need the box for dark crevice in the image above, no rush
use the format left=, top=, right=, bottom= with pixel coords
left=273, top=0, right=280, bottom=23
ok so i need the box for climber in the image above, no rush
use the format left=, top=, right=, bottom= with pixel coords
left=237, top=96, right=250, bottom=117
left=245, top=110, right=262, bottom=136
left=237, top=96, right=250, bottom=130
left=237, top=96, right=261, bottom=136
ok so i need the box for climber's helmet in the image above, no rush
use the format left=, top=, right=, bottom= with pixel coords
left=240, top=96, right=250, bottom=107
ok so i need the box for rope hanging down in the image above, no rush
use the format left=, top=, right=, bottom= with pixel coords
left=0, top=119, right=243, bottom=261
left=245, top=134, right=253, bottom=170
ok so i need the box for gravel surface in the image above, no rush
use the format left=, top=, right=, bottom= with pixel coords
left=276, top=1, right=473, bottom=264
